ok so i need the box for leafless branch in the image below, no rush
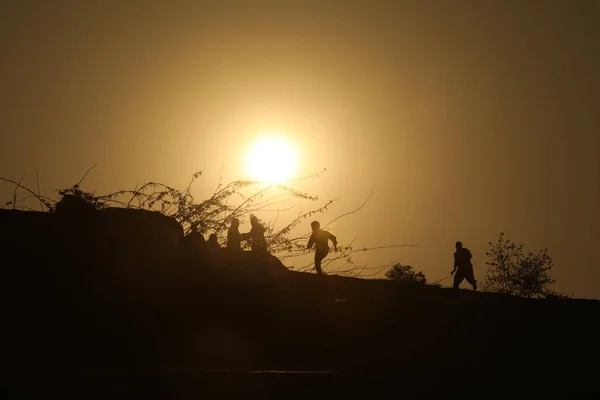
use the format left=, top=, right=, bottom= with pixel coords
left=12, top=172, right=26, bottom=210
left=323, top=186, right=375, bottom=229
left=1, top=175, right=55, bottom=211
left=36, top=168, right=45, bottom=211
left=75, top=164, right=97, bottom=187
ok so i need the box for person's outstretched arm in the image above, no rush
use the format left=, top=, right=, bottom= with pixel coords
left=329, top=233, right=338, bottom=251
left=307, top=232, right=315, bottom=249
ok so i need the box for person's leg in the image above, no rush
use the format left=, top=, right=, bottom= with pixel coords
left=464, top=266, right=477, bottom=290
left=314, top=253, right=323, bottom=275
left=453, top=270, right=465, bottom=289
left=314, top=248, right=329, bottom=275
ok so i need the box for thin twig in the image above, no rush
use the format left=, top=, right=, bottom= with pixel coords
left=284, top=168, right=327, bottom=183
left=12, top=172, right=26, bottom=210
left=324, top=186, right=375, bottom=229
left=75, top=164, right=97, bottom=187
left=1, top=176, right=55, bottom=211
left=36, top=168, right=45, bottom=211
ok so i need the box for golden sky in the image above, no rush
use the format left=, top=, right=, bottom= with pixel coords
left=1, top=1, right=598, bottom=298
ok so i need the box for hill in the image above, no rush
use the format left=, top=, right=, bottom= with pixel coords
left=2, top=207, right=599, bottom=398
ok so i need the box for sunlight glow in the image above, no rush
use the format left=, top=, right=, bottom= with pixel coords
left=245, top=135, right=298, bottom=184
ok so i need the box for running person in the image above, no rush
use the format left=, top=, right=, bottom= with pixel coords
left=307, top=221, right=338, bottom=275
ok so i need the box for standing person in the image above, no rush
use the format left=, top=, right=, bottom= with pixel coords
left=183, top=223, right=206, bottom=255
left=307, top=221, right=338, bottom=275
left=247, top=215, right=267, bottom=253
left=207, top=233, right=220, bottom=251
left=226, top=218, right=243, bottom=251
left=451, top=241, right=477, bottom=290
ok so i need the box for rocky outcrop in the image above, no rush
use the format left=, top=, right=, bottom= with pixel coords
left=1, top=203, right=292, bottom=375
left=0, top=205, right=185, bottom=270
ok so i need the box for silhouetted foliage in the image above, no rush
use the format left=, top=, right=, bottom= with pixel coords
left=482, top=233, right=556, bottom=298
left=56, top=187, right=107, bottom=212
left=0, top=173, right=54, bottom=212
left=1, top=166, right=422, bottom=277
left=385, top=263, right=426, bottom=284
left=50, top=170, right=337, bottom=259
left=544, top=290, right=572, bottom=300
left=55, top=165, right=107, bottom=211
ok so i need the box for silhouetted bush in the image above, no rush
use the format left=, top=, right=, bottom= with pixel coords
left=385, top=263, right=426, bottom=284
left=2, top=168, right=334, bottom=257
left=1, top=167, right=417, bottom=277
left=482, top=233, right=556, bottom=298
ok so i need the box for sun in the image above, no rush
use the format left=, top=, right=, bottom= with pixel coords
left=245, top=135, right=298, bottom=183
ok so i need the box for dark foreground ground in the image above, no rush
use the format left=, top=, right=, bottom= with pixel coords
left=12, top=366, right=591, bottom=399
left=3, top=208, right=600, bottom=398
left=5, top=267, right=600, bottom=399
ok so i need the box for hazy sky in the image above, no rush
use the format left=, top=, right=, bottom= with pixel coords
left=1, top=1, right=598, bottom=298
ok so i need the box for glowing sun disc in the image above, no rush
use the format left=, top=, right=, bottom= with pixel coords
left=245, top=136, right=298, bottom=183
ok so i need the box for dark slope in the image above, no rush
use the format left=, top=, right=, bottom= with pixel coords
left=2, top=208, right=599, bottom=398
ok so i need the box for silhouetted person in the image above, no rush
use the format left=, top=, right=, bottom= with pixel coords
left=207, top=233, right=220, bottom=251
left=247, top=215, right=267, bottom=253
left=184, top=223, right=206, bottom=253
left=451, top=241, right=477, bottom=290
left=227, top=218, right=242, bottom=251
left=307, top=221, right=337, bottom=275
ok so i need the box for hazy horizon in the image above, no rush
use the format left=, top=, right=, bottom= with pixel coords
left=1, top=1, right=598, bottom=298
